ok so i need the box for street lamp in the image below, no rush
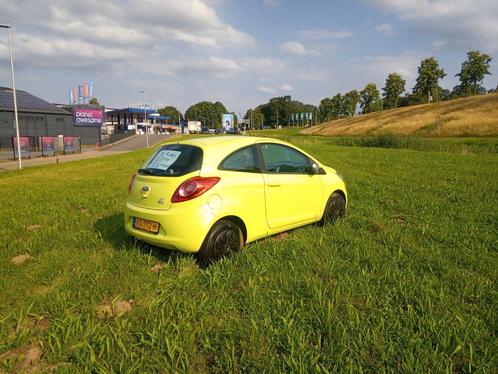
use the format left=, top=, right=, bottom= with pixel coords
left=1, top=24, right=21, bottom=169
left=138, top=90, right=148, bottom=148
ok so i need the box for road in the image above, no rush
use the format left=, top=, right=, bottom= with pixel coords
left=0, top=134, right=170, bottom=171
left=100, top=133, right=169, bottom=152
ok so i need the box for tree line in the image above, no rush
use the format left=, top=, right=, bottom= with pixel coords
left=318, top=50, right=495, bottom=122
left=159, top=50, right=495, bottom=128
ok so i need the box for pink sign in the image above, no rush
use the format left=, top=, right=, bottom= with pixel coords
left=13, top=137, right=30, bottom=159
left=74, top=108, right=103, bottom=127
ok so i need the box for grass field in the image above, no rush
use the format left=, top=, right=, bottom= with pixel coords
left=303, top=93, right=498, bottom=138
left=1, top=135, right=497, bottom=372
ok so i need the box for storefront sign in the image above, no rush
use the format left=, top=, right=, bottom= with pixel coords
left=74, top=108, right=103, bottom=127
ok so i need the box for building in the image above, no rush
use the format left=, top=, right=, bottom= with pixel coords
left=105, top=107, right=172, bottom=134
left=0, top=87, right=102, bottom=148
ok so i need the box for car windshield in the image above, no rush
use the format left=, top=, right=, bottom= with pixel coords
left=139, top=144, right=203, bottom=177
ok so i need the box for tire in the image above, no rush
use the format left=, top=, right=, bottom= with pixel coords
left=198, top=220, right=243, bottom=264
left=320, top=192, right=346, bottom=226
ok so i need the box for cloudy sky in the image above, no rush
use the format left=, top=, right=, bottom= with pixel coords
left=0, top=0, right=497, bottom=115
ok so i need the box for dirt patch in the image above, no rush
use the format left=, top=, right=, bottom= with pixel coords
left=150, top=263, right=166, bottom=272
left=27, top=224, right=43, bottom=231
left=32, top=285, right=50, bottom=295
left=0, top=344, right=42, bottom=372
left=10, top=254, right=34, bottom=265
left=96, top=299, right=134, bottom=318
left=275, top=232, right=290, bottom=240
left=25, top=317, right=50, bottom=334
left=380, top=199, right=395, bottom=207
left=394, top=215, right=407, bottom=225
left=368, top=222, right=384, bottom=233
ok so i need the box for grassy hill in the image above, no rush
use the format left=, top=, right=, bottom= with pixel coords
left=303, top=93, right=498, bottom=137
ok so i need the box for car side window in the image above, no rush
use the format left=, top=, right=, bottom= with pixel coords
left=219, top=145, right=260, bottom=173
left=260, top=143, right=310, bottom=174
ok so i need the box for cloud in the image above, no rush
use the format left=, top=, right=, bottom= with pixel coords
left=279, top=84, right=294, bottom=91
left=263, top=0, right=280, bottom=8
left=281, top=41, right=321, bottom=56
left=369, top=0, right=498, bottom=51
left=257, top=83, right=293, bottom=95
left=296, top=29, right=354, bottom=40
left=374, top=23, right=394, bottom=37
left=258, top=86, right=278, bottom=94
left=352, top=53, right=423, bottom=88
left=0, top=0, right=256, bottom=73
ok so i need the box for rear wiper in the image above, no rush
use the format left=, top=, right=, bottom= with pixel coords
left=138, top=168, right=156, bottom=175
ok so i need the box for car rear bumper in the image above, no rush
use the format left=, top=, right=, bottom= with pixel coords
left=124, top=202, right=213, bottom=253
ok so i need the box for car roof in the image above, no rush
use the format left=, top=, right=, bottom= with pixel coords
left=174, top=135, right=290, bottom=149
left=155, top=135, right=322, bottom=172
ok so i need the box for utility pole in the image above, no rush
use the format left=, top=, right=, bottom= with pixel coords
left=1, top=24, right=21, bottom=169
left=138, top=90, right=148, bottom=148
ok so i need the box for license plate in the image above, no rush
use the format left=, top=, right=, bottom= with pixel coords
left=133, top=218, right=160, bottom=234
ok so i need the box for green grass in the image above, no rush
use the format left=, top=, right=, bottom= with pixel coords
left=1, top=135, right=497, bottom=372
left=251, top=128, right=498, bottom=154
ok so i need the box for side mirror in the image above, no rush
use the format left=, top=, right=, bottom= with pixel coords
left=310, top=162, right=320, bottom=174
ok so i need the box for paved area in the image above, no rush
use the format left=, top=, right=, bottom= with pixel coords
left=0, top=134, right=170, bottom=171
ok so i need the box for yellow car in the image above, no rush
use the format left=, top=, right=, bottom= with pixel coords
left=124, top=136, right=347, bottom=262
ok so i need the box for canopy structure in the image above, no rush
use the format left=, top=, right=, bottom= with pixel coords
left=105, top=107, right=173, bottom=132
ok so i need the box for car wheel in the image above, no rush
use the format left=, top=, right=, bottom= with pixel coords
left=320, top=192, right=346, bottom=225
left=198, top=220, right=243, bottom=264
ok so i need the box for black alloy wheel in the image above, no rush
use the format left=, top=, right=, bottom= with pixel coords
left=198, top=220, right=243, bottom=264
left=320, top=192, right=346, bottom=225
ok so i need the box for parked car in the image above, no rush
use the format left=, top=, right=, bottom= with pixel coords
left=125, top=136, right=347, bottom=263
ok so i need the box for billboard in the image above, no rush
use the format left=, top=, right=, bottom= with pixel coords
left=63, top=136, right=76, bottom=154
left=13, top=137, right=30, bottom=159
left=74, top=108, right=103, bottom=127
left=41, top=137, right=55, bottom=157
left=222, top=113, right=234, bottom=131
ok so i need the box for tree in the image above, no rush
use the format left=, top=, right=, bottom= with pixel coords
left=245, top=108, right=265, bottom=129
left=343, top=90, right=360, bottom=117
left=231, top=112, right=238, bottom=128
left=413, top=57, right=446, bottom=103
left=185, top=101, right=227, bottom=128
left=456, top=50, right=493, bottom=96
left=319, top=97, right=333, bottom=122
left=330, top=94, right=344, bottom=119
left=158, top=106, right=183, bottom=125
left=89, top=97, right=99, bottom=105
left=258, top=96, right=316, bottom=126
left=383, top=73, right=406, bottom=109
left=360, top=83, right=381, bottom=114
left=398, top=93, right=421, bottom=107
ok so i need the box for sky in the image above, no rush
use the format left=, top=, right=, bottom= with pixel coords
left=0, top=0, right=497, bottom=116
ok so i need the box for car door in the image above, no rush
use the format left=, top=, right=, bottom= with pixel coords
left=258, top=143, right=322, bottom=231
left=217, top=145, right=268, bottom=242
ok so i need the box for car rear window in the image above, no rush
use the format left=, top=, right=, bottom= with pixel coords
left=139, top=144, right=203, bottom=176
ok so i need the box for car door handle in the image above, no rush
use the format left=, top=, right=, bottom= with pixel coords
left=267, top=181, right=281, bottom=187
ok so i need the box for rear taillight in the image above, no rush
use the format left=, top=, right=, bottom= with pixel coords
left=171, top=177, right=220, bottom=203
left=128, top=173, right=137, bottom=195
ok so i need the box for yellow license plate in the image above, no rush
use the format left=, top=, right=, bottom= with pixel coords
left=133, top=218, right=160, bottom=234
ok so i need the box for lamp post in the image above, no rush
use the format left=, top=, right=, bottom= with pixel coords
left=138, top=90, right=148, bottom=148
left=1, top=24, right=21, bottom=169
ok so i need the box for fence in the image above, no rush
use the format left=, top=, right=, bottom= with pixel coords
left=7, top=136, right=82, bottom=159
